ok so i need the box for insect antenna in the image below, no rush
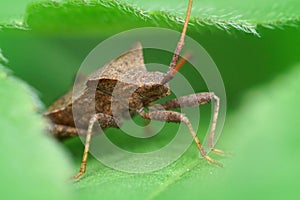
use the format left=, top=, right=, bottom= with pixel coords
left=161, top=0, right=193, bottom=85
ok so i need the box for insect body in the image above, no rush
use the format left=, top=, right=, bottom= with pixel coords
left=45, top=0, right=223, bottom=179
left=45, top=43, right=162, bottom=139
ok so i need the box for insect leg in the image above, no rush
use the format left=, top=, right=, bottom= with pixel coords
left=47, top=124, right=87, bottom=139
left=143, top=118, right=153, bottom=136
left=138, top=109, right=222, bottom=166
left=74, top=113, right=118, bottom=179
left=151, top=92, right=225, bottom=155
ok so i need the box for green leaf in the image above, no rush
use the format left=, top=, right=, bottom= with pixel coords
left=66, top=136, right=227, bottom=200
left=121, top=0, right=300, bottom=32
left=150, top=65, right=300, bottom=200
left=0, top=53, right=73, bottom=200
left=0, top=0, right=36, bottom=27
left=24, top=0, right=300, bottom=35
left=203, top=64, right=300, bottom=200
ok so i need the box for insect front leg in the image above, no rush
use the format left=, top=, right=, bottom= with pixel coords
left=162, top=93, right=219, bottom=150
left=151, top=92, right=226, bottom=156
left=138, top=109, right=222, bottom=167
left=74, top=113, right=119, bottom=180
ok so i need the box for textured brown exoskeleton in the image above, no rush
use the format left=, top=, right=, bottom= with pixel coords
left=45, top=0, right=224, bottom=179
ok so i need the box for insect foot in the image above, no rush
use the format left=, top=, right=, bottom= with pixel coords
left=204, top=155, right=223, bottom=167
left=211, top=148, right=233, bottom=156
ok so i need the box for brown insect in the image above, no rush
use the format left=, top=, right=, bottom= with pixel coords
left=44, top=0, right=224, bottom=179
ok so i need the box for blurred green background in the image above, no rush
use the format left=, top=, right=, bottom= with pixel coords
left=0, top=0, right=300, bottom=200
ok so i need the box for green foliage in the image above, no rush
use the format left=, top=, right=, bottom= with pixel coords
left=201, top=65, right=300, bottom=200
left=0, top=57, right=73, bottom=200
left=0, top=0, right=299, bottom=200
left=0, top=0, right=33, bottom=26
left=152, top=65, right=300, bottom=200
